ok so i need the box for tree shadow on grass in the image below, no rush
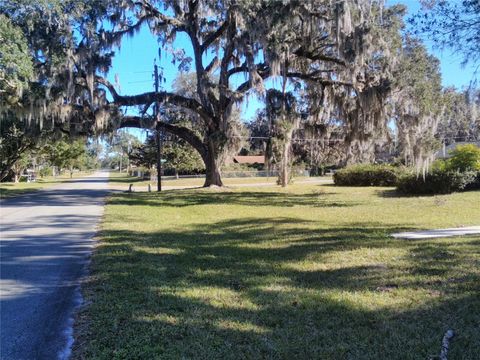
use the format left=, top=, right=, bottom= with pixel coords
left=108, top=190, right=360, bottom=208
left=75, top=214, right=480, bottom=359
left=376, top=188, right=480, bottom=198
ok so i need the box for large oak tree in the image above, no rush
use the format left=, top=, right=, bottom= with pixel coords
left=1, top=0, right=410, bottom=186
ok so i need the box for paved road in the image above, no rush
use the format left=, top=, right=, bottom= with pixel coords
left=0, top=171, right=110, bottom=360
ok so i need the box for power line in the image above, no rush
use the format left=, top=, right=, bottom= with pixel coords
left=113, top=70, right=152, bottom=74
left=230, top=135, right=347, bottom=143
left=127, top=79, right=154, bottom=84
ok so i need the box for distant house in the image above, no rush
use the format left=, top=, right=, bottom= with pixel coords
left=435, top=141, right=480, bottom=159
left=232, top=155, right=265, bottom=165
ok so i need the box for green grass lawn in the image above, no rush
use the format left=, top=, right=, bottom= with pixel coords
left=0, top=171, right=95, bottom=198
left=73, top=185, right=480, bottom=359
left=0, top=179, right=54, bottom=198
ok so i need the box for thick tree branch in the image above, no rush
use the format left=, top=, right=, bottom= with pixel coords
left=120, top=116, right=207, bottom=158
left=218, top=9, right=237, bottom=113
left=234, top=66, right=351, bottom=95
left=205, top=56, right=219, bottom=74
left=286, top=72, right=352, bottom=87
left=100, top=15, right=148, bottom=48
left=227, top=62, right=248, bottom=78
left=234, top=63, right=270, bottom=94
left=201, top=20, right=229, bottom=53
left=293, top=47, right=346, bottom=66
left=138, top=1, right=186, bottom=29
left=96, top=76, right=212, bottom=122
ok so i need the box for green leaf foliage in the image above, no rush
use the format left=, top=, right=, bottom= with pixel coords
left=397, top=169, right=477, bottom=195
left=446, top=144, right=480, bottom=172
left=0, top=14, right=33, bottom=106
left=333, top=164, right=401, bottom=187
left=42, top=138, right=86, bottom=170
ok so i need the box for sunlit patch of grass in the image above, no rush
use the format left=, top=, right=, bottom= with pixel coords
left=73, top=184, right=480, bottom=359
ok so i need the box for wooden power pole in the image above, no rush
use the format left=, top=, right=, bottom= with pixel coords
left=154, top=61, right=162, bottom=192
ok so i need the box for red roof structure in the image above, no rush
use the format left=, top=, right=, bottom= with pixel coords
left=232, top=155, right=265, bottom=164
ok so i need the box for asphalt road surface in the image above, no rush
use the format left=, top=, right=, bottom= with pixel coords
left=0, top=171, right=110, bottom=360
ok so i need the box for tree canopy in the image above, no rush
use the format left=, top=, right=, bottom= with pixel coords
left=1, top=0, right=478, bottom=185
left=410, top=0, right=480, bottom=68
left=0, top=13, right=33, bottom=107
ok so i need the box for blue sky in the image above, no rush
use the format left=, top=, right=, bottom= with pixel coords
left=107, top=1, right=478, bottom=140
left=390, top=0, right=478, bottom=87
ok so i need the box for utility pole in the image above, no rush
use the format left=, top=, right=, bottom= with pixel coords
left=127, top=139, right=132, bottom=174
left=154, top=60, right=162, bottom=191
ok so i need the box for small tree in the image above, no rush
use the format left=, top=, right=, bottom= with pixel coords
left=11, top=153, right=30, bottom=183
left=43, top=139, right=86, bottom=177
left=246, top=110, right=270, bottom=155
left=129, top=135, right=157, bottom=171
left=392, top=37, right=444, bottom=175
left=447, top=144, right=480, bottom=172
left=438, top=88, right=480, bottom=144
left=265, top=90, right=299, bottom=187
left=163, top=138, right=205, bottom=177
left=107, top=131, right=142, bottom=172
left=129, top=133, right=204, bottom=177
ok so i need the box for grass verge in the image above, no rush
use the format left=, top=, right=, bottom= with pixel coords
left=73, top=185, right=480, bottom=359
left=0, top=171, right=95, bottom=199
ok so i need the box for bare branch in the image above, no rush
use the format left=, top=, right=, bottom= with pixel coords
left=293, top=47, right=346, bottom=67
left=205, top=56, right=219, bottom=74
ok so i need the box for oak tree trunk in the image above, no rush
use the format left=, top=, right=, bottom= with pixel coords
left=203, top=139, right=223, bottom=187
left=203, top=150, right=223, bottom=187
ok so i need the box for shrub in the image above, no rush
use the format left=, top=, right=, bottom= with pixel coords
left=397, top=169, right=477, bottom=195
left=333, top=164, right=400, bottom=186
left=39, top=167, right=52, bottom=178
left=447, top=144, right=480, bottom=172
left=465, top=171, right=480, bottom=191
left=431, top=159, right=447, bottom=171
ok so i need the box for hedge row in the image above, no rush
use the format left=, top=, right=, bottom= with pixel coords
left=333, top=164, right=480, bottom=195
left=396, top=170, right=478, bottom=195
left=333, top=145, right=480, bottom=194
left=333, top=164, right=400, bottom=186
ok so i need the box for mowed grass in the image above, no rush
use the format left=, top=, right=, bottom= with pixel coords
left=0, top=179, right=51, bottom=198
left=74, top=185, right=480, bottom=359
